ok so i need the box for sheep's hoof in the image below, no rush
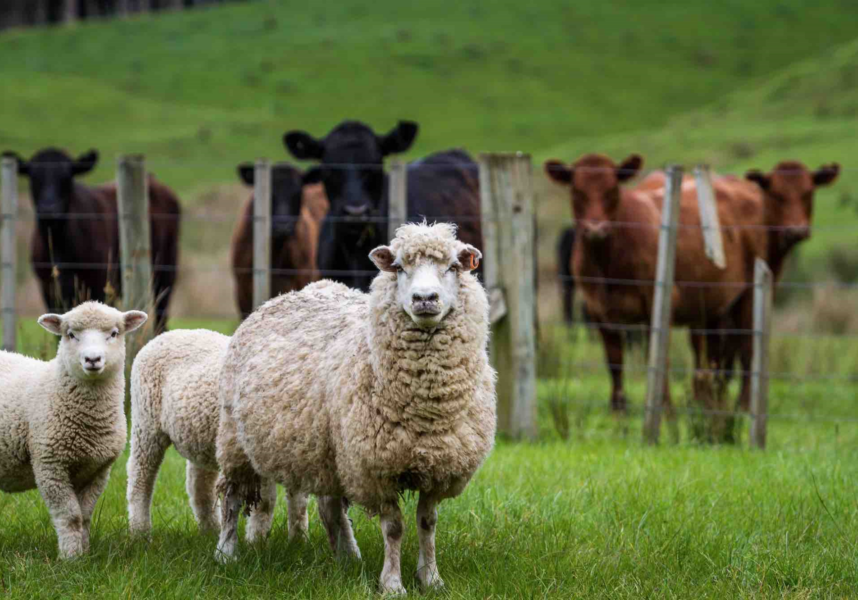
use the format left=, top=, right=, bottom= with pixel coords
left=214, top=546, right=237, bottom=565
left=417, top=571, right=445, bottom=593
left=379, top=576, right=407, bottom=597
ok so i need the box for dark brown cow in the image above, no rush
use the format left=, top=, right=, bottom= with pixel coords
left=230, top=163, right=329, bottom=318
left=4, top=148, right=180, bottom=333
left=544, top=153, right=767, bottom=413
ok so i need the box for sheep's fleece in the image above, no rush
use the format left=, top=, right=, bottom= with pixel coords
left=127, top=329, right=306, bottom=540
left=0, top=301, right=146, bottom=558
left=217, top=222, right=496, bottom=593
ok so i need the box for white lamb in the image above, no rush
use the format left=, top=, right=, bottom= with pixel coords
left=216, top=222, right=497, bottom=595
left=126, top=329, right=308, bottom=541
left=0, top=301, right=147, bottom=558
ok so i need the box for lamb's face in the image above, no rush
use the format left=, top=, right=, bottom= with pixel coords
left=370, top=235, right=481, bottom=329
left=38, top=302, right=148, bottom=380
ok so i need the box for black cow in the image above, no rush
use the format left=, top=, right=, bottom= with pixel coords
left=3, top=148, right=181, bottom=333
left=284, top=120, right=482, bottom=291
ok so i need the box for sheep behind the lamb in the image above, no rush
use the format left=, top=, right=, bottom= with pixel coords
left=127, top=329, right=308, bottom=540
left=216, top=222, right=496, bottom=595
left=0, top=302, right=147, bottom=558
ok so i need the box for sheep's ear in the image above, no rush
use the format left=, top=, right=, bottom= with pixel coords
left=369, top=246, right=398, bottom=272
left=123, top=310, right=148, bottom=333
left=457, top=244, right=482, bottom=272
left=38, top=314, right=63, bottom=336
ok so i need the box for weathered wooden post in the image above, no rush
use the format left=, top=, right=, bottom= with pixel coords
left=643, top=165, right=683, bottom=445
left=749, top=258, right=773, bottom=449
left=478, top=153, right=537, bottom=440
left=252, top=159, right=271, bottom=311
left=388, top=158, right=407, bottom=242
left=64, top=0, right=78, bottom=24
left=1, top=156, right=18, bottom=352
left=117, top=155, right=152, bottom=314
left=693, top=165, right=726, bottom=269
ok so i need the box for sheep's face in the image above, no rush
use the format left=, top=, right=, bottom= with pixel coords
left=370, top=238, right=481, bottom=329
left=38, top=302, right=148, bottom=380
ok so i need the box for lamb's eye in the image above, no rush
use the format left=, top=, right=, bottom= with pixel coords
left=110, top=331, right=118, bottom=339
left=395, top=265, right=404, bottom=274
left=68, top=332, right=76, bottom=341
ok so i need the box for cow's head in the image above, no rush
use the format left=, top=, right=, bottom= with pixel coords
left=745, top=161, right=839, bottom=252
left=283, top=120, right=418, bottom=225
left=3, top=148, right=98, bottom=219
left=544, top=153, right=643, bottom=242
left=237, top=162, right=321, bottom=239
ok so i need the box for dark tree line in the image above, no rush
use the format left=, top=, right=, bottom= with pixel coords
left=0, top=0, right=248, bottom=31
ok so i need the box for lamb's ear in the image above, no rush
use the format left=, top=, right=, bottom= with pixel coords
left=123, top=310, right=148, bottom=333
left=458, top=244, right=482, bottom=272
left=38, top=314, right=63, bottom=336
left=745, top=169, right=771, bottom=190
left=369, top=246, right=398, bottom=272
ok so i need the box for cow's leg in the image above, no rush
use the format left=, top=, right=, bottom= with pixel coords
left=186, top=462, right=220, bottom=533
left=598, top=326, right=627, bottom=412
left=415, top=493, right=444, bottom=591
left=378, top=502, right=406, bottom=596
left=734, top=292, right=755, bottom=412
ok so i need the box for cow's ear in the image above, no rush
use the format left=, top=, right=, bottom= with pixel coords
left=237, top=162, right=254, bottom=186
left=745, top=169, right=770, bottom=191
left=284, top=131, right=324, bottom=160
left=616, top=154, right=643, bottom=182
left=302, top=166, right=323, bottom=185
left=812, top=162, right=840, bottom=187
left=369, top=246, right=398, bottom=272
left=544, top=160, right=572, bottom=185
left=72, top=149, right=99, bottom=176
left=379, top=120, right=419, bottom=156
left=2, top=151, right=28, bottom=176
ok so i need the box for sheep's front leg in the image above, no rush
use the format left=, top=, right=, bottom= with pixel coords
left=416, top=493, right=444, bottom=591
left=35, top=469, right=85, bottom=559
left=245, top=478, right=277, bottom=543
left=186, top=462, right=220, bottom=533
left=76, top=466, right=112, bottom=553
left=215, top=479, right=243, bottom=563
left=379, top=502, right=406, bottom=596
left=318, top=496, right=361, bottom=561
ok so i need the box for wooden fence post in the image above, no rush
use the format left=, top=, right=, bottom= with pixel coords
left=693, top=165, right=725, bottom=269
left=388, top=159, right=407, bottom=242
left=1, top=156, right=18, bottom=352
left=64, top=0, right=78, bottom=24
left=478, top=153, right=537, bottom=440
left=117, top=155, right=152, bottom=314
left=749, top=258, right=773, bottom=449
left=643, top=165, right=683, bottom=445
left=252, top=159, right=271, bottom=311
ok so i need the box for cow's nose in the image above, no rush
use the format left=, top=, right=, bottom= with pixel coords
left=785, top=226, right=809, bottom=242
left=581, top=222, right=610, bottom=241
left=412, top=291, right=439, bottom=303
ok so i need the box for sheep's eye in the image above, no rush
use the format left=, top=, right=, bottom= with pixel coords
left=110, top=330, right=118, bottom=339
left=68, top=332, right=76, bottom=341
left=395, top=265, right=404, bottom=274
left=446, top=265, right=456, bottom=274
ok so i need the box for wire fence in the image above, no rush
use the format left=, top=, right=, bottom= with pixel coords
left=1, top=155, right=856, bottom=446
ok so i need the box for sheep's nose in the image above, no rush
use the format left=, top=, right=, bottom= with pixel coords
left=84, top=355, right=103, bottom=366
left=412, top=291, right=439, bottom=303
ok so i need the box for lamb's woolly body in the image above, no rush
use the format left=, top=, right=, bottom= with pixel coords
left=128, top=329, right=288, bottom=539
left=0, top=302, right=132, bottom=558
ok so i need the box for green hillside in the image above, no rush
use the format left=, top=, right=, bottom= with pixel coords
left=0, top=0, right=857, bottom=197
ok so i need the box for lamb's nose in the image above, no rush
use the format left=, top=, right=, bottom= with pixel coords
left=412, top=291, right=439, bottom=303
left=84, top=355, right=103, bottom=366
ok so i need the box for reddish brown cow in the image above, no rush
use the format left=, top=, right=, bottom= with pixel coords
left=4, top=148, right=180, bottom=333
left=231, top=163, right=329, bottom=318
left=704, top=161, right=839, bottom=409
left=544, top=153, right=767, bottom=413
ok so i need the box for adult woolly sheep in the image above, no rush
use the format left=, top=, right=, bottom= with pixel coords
left=216, top=222, right=496, bottom=595
left=0, top=301, right=147, bottom=558
left=127, top=329, right=308, bottom=540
